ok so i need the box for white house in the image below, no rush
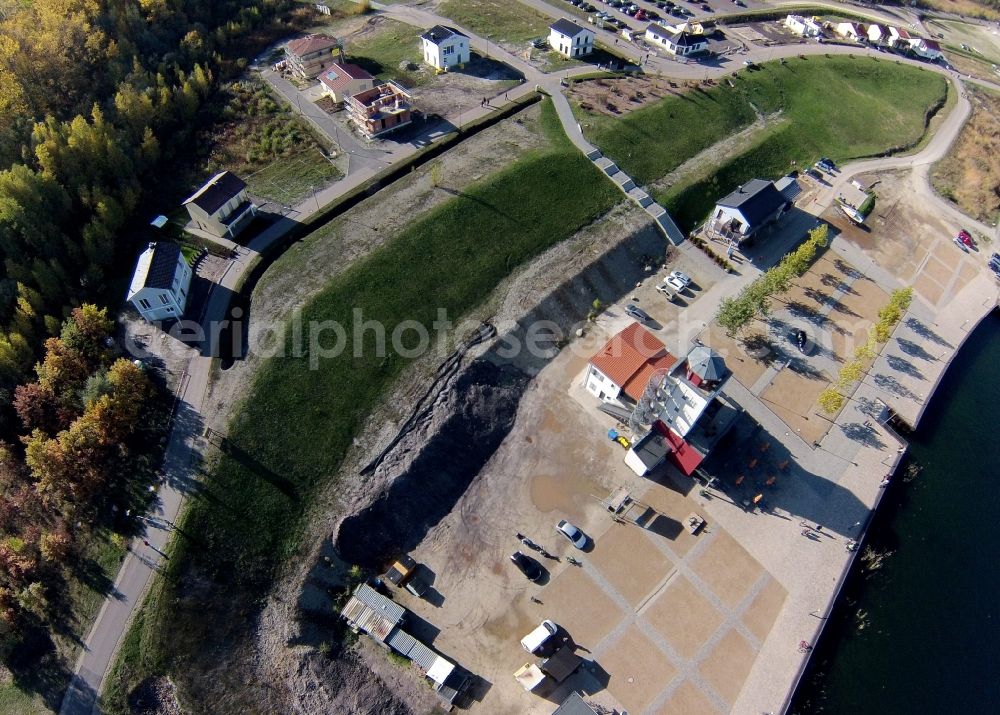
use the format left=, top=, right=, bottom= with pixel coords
left=585, top=322, right=677, bottom=403
left=183, top=171, right=256, bottom=239
left=548, top=19, right=594, bottom=58
left=708, top=178, right=790, bottom=243
left=888, top=26, right=912, bottom=49
left=867, top=24, right=888, bottom=44
left=318, top=63, right=376, bottom=103
left=127, top=242, right=193, bottom=322
left=835, top=22, right=864, bottom=41
left=420, top=25, right=470, bottom=70
left=784, top=15, right=822, bottom=38
left=909, top=37, right=943, bottom=60
left=645, top=24, right=708, bottom=56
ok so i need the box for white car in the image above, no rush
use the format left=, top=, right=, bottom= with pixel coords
left=555, top=520, right=588, bottom=549
left=668, top=270, right=692, bottom=288
left=656, top=282, right=677, bottom=298
left=664, top=275, right=687, bottom=293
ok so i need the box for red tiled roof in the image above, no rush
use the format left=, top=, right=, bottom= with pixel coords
left=287, top=34, right=339, bottom=57
left=319, top=63, right=374, bottom=93
left=589, top=323, right=677, bottom=401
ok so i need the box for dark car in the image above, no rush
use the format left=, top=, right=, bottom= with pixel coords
left=510, top=551, right=543, bottom=582
left=817, top=157, right=836, bottom=172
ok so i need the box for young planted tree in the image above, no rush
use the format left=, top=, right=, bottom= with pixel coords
left=818, top=386, right=846, bottom=414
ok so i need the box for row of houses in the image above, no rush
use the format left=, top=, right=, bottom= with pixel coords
left=784, top=15, right=943, bottom=60
left=548, top=18, right=709, bottom=60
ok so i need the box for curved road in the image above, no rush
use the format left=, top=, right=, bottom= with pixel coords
left=59, top=4, right=997, bottom=714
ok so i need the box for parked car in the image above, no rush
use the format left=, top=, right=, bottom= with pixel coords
left=656, top=282, right=678, bottom=299
left=555, top=520, right=588, bottom=549
left=664, top=275, right=687, bottom=293
left=701, top=4, right=712, bottom=11
left=625, top=304, right=652, bottom=322
left=510, top=551, right=543, bottom=582
left=521, top=620, right=558, bottom=654
left=668, top=270, right=692, bottom=288
left=816, top=157, right=836, bottom=173
left=956, top=229, right=974, bottom=248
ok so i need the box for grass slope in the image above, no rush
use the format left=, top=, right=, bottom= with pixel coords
left=437, top=0, right=549, bottom=44
left=104, top=99, right=619, bottom=712
left=578, top=56, right=947, bottom=229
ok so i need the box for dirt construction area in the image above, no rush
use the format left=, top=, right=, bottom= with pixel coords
left=382, top=307, right=788, bottom=715
left=566, top=75, right=710, bottom=117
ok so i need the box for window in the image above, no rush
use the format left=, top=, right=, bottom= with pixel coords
left=138, top=298, right=151, bottom=310
left=159, top=293, right=170, bottom=305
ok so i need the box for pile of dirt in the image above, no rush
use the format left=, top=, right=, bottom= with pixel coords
left=566, top=75, right=700, bottom=117
left=336, top=359, right=530, bottom=568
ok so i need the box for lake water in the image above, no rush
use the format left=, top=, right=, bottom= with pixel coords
left=791, top=311, right=1000, bottom=714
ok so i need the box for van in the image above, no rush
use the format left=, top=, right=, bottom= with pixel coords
left=520, top=620, right=558, bottom=654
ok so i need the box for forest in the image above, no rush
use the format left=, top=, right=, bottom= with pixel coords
left=0, top=0, right=297, bottom=675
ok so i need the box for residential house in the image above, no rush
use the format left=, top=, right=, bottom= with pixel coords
left=888, top=26, right=912, bottom=49
left=784, top=15, right=822, bottom=38
left=346, top=82, right=413, bottom=138
left=867, top=23, right=888, bottom=44
left=708, top=178, right=790, bottom=243
left=624, top=346, right=731, bottom=477
left=774, top=175, right=802, bottom=203
left=835, top=22, right=864, bottom=41
left=585, top=322, right=677, bottom=403
left=548, top=19, right=595, bottom=58
left=183, top=171, right=257, bottom=240
left=318, top=63, right=376, bottom=103
left=645, top=24, right=708, bottom=56
left=285, top=34, right=342, bottom=79
left=420, top=25, right=470, bottom=70
left=909, top=37, right=943, bottom=60
left=127, top=242, right=192, bottom=322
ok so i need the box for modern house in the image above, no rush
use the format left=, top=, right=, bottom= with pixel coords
left=909, top=37, right=943, bottom=60
left=783, top=15, right=822, bottom=38
left=645, top=24, right=708, bottom=56
left=708, top=178, right=790, bottom=243
left=346, top=81, right=413, bottom=138
left=127, top=242, right=193, bottom=322
left=318, top=63, right=376, bottom=103
left=835, top=22, right=864, bottom=41
left=548, top=19, right=595, bottom=58
left=887, top=26, right=912, bottom=49
left=585, top=323, right=677, bottom=404
left=341, top=584, right=467, bottom=707
left=420, top=25, right=470, bottom=70
left=284, top=34, right=342, bottom=78
left=624, top=346, right=731, bottom=477
left=867, top=24, right=888, bottom=44
left=183, top=171, right=257, bottom=240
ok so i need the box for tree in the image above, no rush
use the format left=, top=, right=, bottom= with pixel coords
left=717, top=295, right=757, bottom=336
left=818, top=387, right=846, bottom=414
left=838, top=359, right=865, bottom=389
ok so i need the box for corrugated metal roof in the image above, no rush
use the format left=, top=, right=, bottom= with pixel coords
left=385, top=628, right=440, bottom=672
left=340, top=585, right=405, bottom=642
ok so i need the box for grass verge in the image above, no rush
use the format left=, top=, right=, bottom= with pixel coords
left=102, top=98, right=619, bottom=713
left=576, top=56, right=947, bottom=229
left=344, top=18, right=426, bottom=87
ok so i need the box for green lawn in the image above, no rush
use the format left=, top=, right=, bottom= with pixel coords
left=576, top=56, right=947, bottom=229
left=437, top=0, right=550, bottom=45
left=343, top=18, right=426, bottom=87
left=103, top=99, right=620, bottom=713
left=244, top=148, right=341, bottom=206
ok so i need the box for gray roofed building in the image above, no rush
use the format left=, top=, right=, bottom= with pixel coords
left=686, top=346, right=728, bottom=385
left=184, top=171, right=247, bottom=215
left=553, top=692, right=600, bottom=715
left=340, top=584, right=405, bottom=642
left=420, top=24, right=467, bottom=45
left=127, top=242, right=193, bottom=323
left=550, top=18, right=589, bottom=37
left=710, top=178, right=790, bottom=243
left=774, top=175, right=802, bottom=202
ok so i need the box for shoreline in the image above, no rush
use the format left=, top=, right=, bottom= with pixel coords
left=776, top=278, right=998, bottom=714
